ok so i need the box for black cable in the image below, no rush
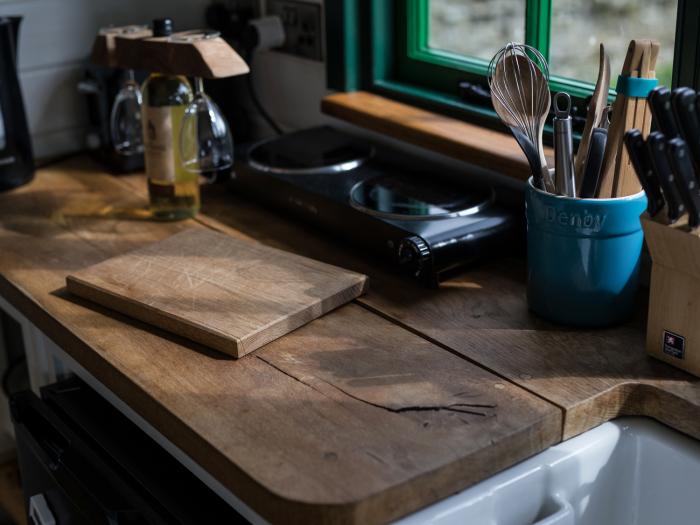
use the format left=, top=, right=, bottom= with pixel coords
left=244, top=48, right=283, bottom=136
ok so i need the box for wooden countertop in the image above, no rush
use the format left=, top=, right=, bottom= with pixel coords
left=1, top=157, right=699, bottom=524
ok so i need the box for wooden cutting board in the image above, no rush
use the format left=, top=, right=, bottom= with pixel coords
left=66, top=228, right=369, bottom=358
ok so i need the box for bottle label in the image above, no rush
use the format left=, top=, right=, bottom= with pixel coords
left=143, top=105, right=175, bottom=183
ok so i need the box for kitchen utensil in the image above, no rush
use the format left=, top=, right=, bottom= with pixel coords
left=624, top=129, right=664, bottom=217
left=598, top=39, right=659, bottom=198
left=575, top=43, right=610, bottom=191
left=579, top=127, right=608, bottom=199
left=66, top=228, right=368, bottom=358
left=648, top=86, right=679, bottom=138
left=647, top=131, right=685, bottom=223
left=693, top=91, right=700, bottom=150
left=0, top=17, right=33, bottom=191
left=526, top=178, right=646, bottom=327
left=488, top=43, right=553, bottom=192
left=553, top=92, right=576, bottom=197
left=510, top=127, right=547, bottom=189
left=110, top=68, right=143, bottom=155
left=667, top=137, right=700, bottom=228
left=600, top=105, right=612, bottom=130
left=671, top=87, right=700, bottom=174
left=498, top=108, right=546, bottom=191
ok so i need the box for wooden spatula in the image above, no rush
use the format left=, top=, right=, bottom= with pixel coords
left=616, top=40, right=660, bottom=197
left=575, top=44, right=610, bottom=193
left=597, top=39, right=659, bottom=198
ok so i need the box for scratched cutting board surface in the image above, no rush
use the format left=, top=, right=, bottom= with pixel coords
left=66, top=228, right=369, bottom=357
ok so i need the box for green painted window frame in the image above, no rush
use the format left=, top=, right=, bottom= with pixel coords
left=327, top=0, right=698, bottom=136
left=400, top=0, right=601, bottom=101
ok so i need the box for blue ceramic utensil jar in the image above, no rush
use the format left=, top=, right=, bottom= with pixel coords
left=526, top=178, right=647, bottom=327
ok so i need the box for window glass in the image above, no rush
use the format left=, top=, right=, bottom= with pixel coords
left=550, top=0, right=677, bottom=87
left=428, top=0, right=526, bottom=62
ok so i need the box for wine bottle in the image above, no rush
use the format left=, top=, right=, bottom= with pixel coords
left=141, top=17, right=198, bottom=220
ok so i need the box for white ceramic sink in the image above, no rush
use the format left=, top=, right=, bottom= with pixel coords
left=395, top=417, right=700, bottom=525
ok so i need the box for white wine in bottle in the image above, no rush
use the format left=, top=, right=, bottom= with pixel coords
left=141, top=18, right=198, bottom=220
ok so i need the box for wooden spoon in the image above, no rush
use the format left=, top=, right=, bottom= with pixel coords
left=574, top=44, right=610, bottom=192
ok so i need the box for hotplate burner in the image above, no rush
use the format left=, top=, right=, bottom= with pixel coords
left=349, top=175, right=493, bottom=220
left=232, top=126, right=518, bottom=286
left=248, top=128, right=374, bottom=175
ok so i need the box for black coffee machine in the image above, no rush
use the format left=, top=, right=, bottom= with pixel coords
left=0, top=16, right=33, bottom=191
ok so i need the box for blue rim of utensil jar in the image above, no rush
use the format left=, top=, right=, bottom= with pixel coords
left=528, top=176, right=645, bottom=202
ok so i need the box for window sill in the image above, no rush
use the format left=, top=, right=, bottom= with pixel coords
left=321, top=91, right=554, bottom=182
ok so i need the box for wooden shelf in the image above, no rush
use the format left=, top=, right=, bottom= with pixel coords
left=321, top=91, right=554, bottom=182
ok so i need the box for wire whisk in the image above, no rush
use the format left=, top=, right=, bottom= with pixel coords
left=488, top=43, right=553, bottom=191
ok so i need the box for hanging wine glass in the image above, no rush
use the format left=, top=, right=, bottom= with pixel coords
left=173, top=30, right=234, bottom=181
left=110, top=68, right=143, bottom=155
left=106, top=25, right=148, bottom=155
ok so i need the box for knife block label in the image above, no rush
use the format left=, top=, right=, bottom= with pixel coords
left=143, top=105, right=175, bottom=183
left=663, top=330, right=685, bottom=359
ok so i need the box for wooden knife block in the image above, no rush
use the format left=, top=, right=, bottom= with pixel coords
left=90, top=26, right=249, bottom=79
left=642, top=214, right=700, bottom=377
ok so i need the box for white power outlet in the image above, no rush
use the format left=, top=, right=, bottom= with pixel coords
left=266, top=0, right=322, bottom=61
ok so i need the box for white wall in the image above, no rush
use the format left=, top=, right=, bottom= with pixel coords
left=249, top=0, right=330, bottom=135
left=0, top=0, right=209, bottom=160
left=251, top=49, right=331, bottom=133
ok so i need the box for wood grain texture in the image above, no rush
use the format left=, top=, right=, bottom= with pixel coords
left=112, top=32, right=249, bottom=79
left=642, top=216, right=700, bottom=377
left=321, top=91, right=554, bottom=182
left=90, top=25, right=153, bottom=68
left=66, top=228, right=368, bottom=358
left=574, top=43, right=610, bottom=191
left=598, top=39, right=658, bottom=198
left=0, top=158, right=561, bottom=525
left=197, top=176, right=700, bottom=443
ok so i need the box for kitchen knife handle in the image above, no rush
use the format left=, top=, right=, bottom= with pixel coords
left=671, top=87, right=700, bottom=173
left=623, top=129, right=664, bottom=216
left=648, top=86, right=680, bottom=139
left=667, top=137, right=700, bottom=228
left=579, top=128, right=608, bottom=198
left=646, top=131, right=685, bottom=223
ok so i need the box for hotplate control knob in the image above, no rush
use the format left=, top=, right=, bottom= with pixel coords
left=397, top=236, right=431, bottom=278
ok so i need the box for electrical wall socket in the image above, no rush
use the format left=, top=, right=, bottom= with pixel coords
left=266, top=0, right=323, bottom=61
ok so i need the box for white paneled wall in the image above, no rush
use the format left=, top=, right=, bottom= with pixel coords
left=0, top=0, right=209, bottom=159
left=253, top=0, right=330, bottom=134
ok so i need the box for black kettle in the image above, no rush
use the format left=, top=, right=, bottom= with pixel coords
left=0, top=16, right=33, bottom=191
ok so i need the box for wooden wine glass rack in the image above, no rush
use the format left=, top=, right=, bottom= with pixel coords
left=90, top=25, right=249, bottom=79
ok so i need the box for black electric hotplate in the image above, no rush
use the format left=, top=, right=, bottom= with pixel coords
left=230, top=126, right=520, bottom=285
